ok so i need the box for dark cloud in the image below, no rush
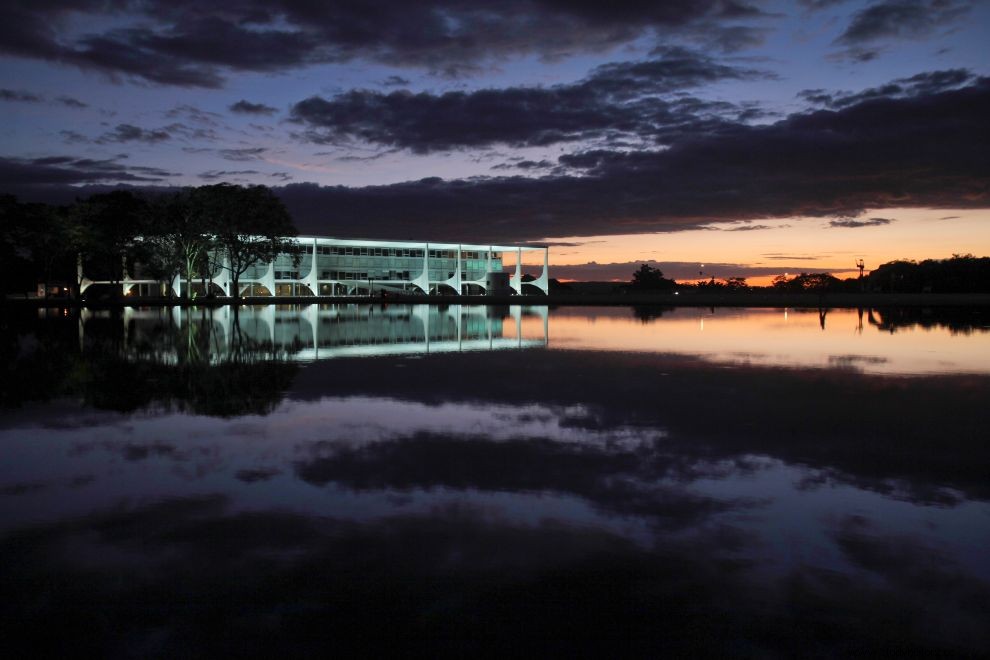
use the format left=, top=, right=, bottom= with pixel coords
left=836, top=0, right=972, bottom=44
left=96, top=123, right=171, bottom=144
left=198, top=169, right=261, bottom=181
left=831, top=45, right=883, bottom=62
left=0, top=88, right=42, bottom=103
left=687, top=23, right=771, bottom=53
left=1, top=89, right=87, bottom=107
left=800, top=69, right=974, bottom=108
left=798, top=0, right=852, bottom=9
left=273, top=79, right=990, bottom=242
left=382, top=75, right=410, bottom=86
left=290, top=48, right=768, bottom=152
left=55, top=95, right=88, bottom=108
left=0, top=155, right=176, bottom=187
left=59, top=130, right=89, bottom=144
left=235, top=467, right=281, bottom=483
left=218, top=147, right=267, bottom=161
left=829, top=216, right=894, bottom=228
left=724, top=223, right=774, bottom=231
left=491, top=159, right=557, bottom=171
left=0, top=1, right=776, bottom=87
left=165, top=104, right=222, bottom=125
left=229, top=99, right=278, bottom=116
left=4, top=78, right=987, bottom=243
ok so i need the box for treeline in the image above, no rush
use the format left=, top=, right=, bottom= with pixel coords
left=0, top=184, right=298, bottom=299
left=767, top=256, right=990, bottom=293
left=628, top=255, right=990, bottom=294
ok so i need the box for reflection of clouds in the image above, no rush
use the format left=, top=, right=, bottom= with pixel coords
left=825, top=515, right=990, bottom=652
left=290, top=351, right=990, bottom=505
left=0, top=494, right=757, bottom=654
left=271, top=397, right=666, bottom=449
left=795, top=467, right=966, bottom=507
left=0, top=482, right=47, bottom=496
left=235, top=467, right=281, bottom=483
left=294, top=432, right=757, bottom=530
left=2, top=494, right=986, bottom=655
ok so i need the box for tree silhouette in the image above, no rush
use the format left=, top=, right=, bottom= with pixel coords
left=196, top=184, right=298, bottom=300
left=630, top=264, right=676, bottom=291
left=73, top=191, right=148, bottom=293
left=143, top=190, right=215, bottom=298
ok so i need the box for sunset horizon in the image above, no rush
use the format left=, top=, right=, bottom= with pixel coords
left=2, top=1, right=988, bottom=283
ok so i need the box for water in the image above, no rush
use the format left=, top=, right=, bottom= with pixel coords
left=2, top=304, right=988, bottom=655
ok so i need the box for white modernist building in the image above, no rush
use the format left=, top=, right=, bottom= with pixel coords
left=83, top=236, right=550, bottom=298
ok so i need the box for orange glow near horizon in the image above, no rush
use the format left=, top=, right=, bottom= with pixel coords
left=545, top=306, right=990, bottom=375
left=541, top=208, right=990, bottom=284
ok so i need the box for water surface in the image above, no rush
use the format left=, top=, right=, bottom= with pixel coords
left=2, top=304, right=988, bottom=655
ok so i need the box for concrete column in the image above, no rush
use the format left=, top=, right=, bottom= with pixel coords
left=455, top=244, right=462, bottom=295
left=306, top=238, right=319, bottom=296
left=412, top=243, right=430, bottom=295
left=510, top=247, right=522, bottom=295
left=532, top=246, right=550, bottom=295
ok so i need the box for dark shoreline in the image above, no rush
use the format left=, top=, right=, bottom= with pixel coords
left=6, top=291, right=990, bottom=308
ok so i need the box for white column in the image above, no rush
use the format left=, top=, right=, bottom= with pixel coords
left=455, top=244, right=462, bottom=295
left=262, top=258, right=275, bottom=297
left=412, top=243, right=430, bottom=295
left=306, top=238, right=319, bottom=296
left=533, top=246, right=550, bottom=295
left=510, top=247, right=522, bottom=295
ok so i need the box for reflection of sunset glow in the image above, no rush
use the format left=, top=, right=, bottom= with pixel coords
left=547, top=307, right=990, bottom=375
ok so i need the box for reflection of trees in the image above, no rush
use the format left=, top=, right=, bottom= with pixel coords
left=866, top=306, right=990, bottom=335
left=631, top=306, right=674, bottom=323
left=1, top=310, right=297, bottom=417
left=0, top=309, right=80, bottom=407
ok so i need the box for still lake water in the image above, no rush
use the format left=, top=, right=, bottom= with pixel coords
left=2, top=304, right=988, bottom=655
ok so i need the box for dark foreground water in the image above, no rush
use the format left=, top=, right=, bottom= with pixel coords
left=2, top=304, right=989, bottom=656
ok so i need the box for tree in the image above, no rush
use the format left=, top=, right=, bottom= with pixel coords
left=143, top=190, right=214, bottom=298
left=630, top=263, right=676, bottom=291
left=772, top=272, right=840, bottom=293
left=195, top=184, right=298, bottom=300
left=73, top=191, right=148, bottom=294
left=0, top=195, right=31, bottom=294
left=724, top=277, right=748, bottom=291
left=22, top=203, right=82, bottom=296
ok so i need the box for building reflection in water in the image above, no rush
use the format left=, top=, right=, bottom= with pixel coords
left=80, top=304, right=549, bottom=361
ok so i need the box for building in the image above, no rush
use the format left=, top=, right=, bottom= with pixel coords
left=82, top=237, right=549, bottom=298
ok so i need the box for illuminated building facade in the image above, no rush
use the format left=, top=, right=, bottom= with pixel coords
left=82, top=237, right=549, bottom=297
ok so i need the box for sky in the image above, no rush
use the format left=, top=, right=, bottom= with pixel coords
left=1, top=0, right=988, bottom=283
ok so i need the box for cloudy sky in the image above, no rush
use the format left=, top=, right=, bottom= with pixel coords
left=1, top=0, right=988, bottom=282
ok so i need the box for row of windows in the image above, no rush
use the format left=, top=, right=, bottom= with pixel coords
left=428, top=250, right=494, bottom=259
left=308, top=246, right=501, bottom=259
left=319, top=270, right=412, bottom=281
left=275, top=269, right=495, bottom=282
left=315, top=246, right=426, bottom=257
left=276, top=269, right=486, bottom=281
